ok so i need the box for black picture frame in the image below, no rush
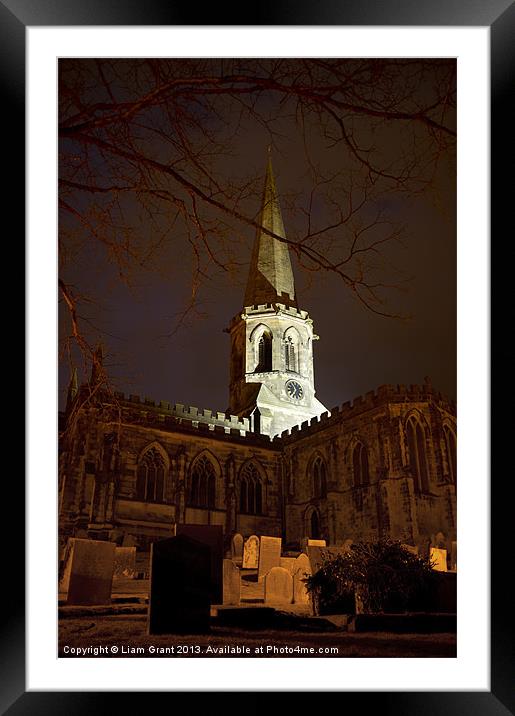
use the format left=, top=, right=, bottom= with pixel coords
left=8, top=0, right=512, bottom=712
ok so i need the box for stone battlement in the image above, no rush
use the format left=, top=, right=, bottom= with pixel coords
left=111, top=391, right=251, bottom=435
left=244, top=302, right=308, bottom=320
left=278, top=379, right=456, bottom=441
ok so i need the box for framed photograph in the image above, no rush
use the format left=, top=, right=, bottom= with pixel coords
left=9, top=0, right=511, bottom=710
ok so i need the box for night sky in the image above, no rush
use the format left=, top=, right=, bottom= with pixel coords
left=58, top=59, right=456, bottom=414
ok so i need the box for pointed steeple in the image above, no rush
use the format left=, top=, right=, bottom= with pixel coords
left=244, top=151, right=296, bottom=307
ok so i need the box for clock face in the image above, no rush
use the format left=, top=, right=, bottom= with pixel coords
left=286, top=380, right=304, bottom=400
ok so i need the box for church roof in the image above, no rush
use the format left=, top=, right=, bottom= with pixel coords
left=244, top=153, right=296, bottom=308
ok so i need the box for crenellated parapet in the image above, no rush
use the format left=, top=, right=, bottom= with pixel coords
left=278, top=379, right=456, bottom=443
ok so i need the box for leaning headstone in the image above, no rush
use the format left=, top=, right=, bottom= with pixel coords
left=430, top=547, right=448, bottom=572
left=176, top=524, right=223, bottom=603
left=230, top=533, right=244, bottom=566
left=307, top=539, right=326, bottom=547
left=62, top=538, right=116, bottom=606
left=280, top=557, right=297, bottom=574
left=148, top=535, right=211, bottom=635
left=258, top=536, right=282, bottom=580
left=242, top=535, right=260, bottom=569
left=450, top=541, right=457, bottom=571
left=113, top=546, right=136, bottom=578
left=223, top=559, right=241, bottom=605
left=264, top=566, right=293, bottom=604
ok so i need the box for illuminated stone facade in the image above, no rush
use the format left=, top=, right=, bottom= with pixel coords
left=59, top=157, right=457, bottom=556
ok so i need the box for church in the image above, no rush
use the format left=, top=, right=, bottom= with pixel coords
left=58, top=156, right=457, bottom=557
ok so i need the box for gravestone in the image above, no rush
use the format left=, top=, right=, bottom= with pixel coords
left=223, top=559, right=241, bottom=605
left=257, top=536, right=282, bottom=580
left=293, top=567, right=311, bottom=605
left=293, top=553, right=312, bottom=578
left=242, top=535, right=260, bottom=569
left=148, top=535, right=211, bottom=634
left=430, top=547, right=448, bottom=572
left=61, top=538, right=116, bottom=606
left=113, top=546, right=136, bottom=578
left=280, top=557, right=297, bottom=574
left=293, top=553, right=312, bottom=605
left=307, top=545, right=328, bottom=574
left=264, top=566, right=293, bottom=604
left=450, top=541, right=457, bottom=571
left=307, top=539, right=326, bottom=547
left=176, top=524, right=223, bottom=603
left=230, top=533, right=244, bottom=566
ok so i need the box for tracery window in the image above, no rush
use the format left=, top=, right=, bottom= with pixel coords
left=352, top=442, right=370, bottom=488
left=312, top=456, right=327, bottom=498
left=407, top=418, right=430, bottom=493
left=257, top=332, right=272, bottom=372
left=136, top=447, right=166, bottom=502
left=188, top=455, right=216, bottom=508
left=239, top=462, right=263, bottom=514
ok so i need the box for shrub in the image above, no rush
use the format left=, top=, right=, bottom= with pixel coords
left=304, top=539, right=436, bottom=615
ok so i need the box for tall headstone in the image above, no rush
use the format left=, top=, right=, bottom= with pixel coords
left=430, top=547, right=448, bottom=572
left=148, top=535, right=211, bottom=635
left=230, top=533, right=244, bottom=566
left=61, top=538, right=116, bottom=606
left=264, top=566, right=293, bottom=604
left=242, top=535, right=260, bottom=569
left=257, top=536, right=282, bottom=580
left=223, top=559, right=241, bottom=605
left=176, top=524, right=223, bottom=603
left=113, top=546, right=136, bottom=578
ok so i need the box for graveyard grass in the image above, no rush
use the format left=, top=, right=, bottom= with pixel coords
left=59, top=614, right=456, bottom=658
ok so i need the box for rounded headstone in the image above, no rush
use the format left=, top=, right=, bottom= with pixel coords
left=264, top=566, right=293, bottom=604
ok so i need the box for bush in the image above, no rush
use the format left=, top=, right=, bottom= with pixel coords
left=304, top=540, right=437, bottom=615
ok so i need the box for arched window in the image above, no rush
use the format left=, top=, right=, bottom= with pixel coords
left=285, top=336, right=297, bottom=372
left=407, top=418, right=430, bottom=493
left=239, top=462, right=264, bottom=515
left=188, top=455, right=216, bottom=509
left=136, top=447, right=166, bottom=502
left=352, top=442, right=369, bottom=488
left=256, top=332, right=272, bottom=372
left=443, top=425, right=457, bottom=484
left=312, top=456, right=327, bottom=498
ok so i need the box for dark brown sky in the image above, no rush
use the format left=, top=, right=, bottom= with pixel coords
left=58, top=59, right=456, bottom=412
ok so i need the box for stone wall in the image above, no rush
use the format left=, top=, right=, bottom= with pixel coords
left=59, top=381, right=456, bottom=551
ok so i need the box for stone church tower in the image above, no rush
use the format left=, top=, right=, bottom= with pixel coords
left=227, top=154, right=328, bottom=437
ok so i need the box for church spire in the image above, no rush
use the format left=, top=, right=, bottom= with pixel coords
left=244, top=152, right=296, bottom=307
